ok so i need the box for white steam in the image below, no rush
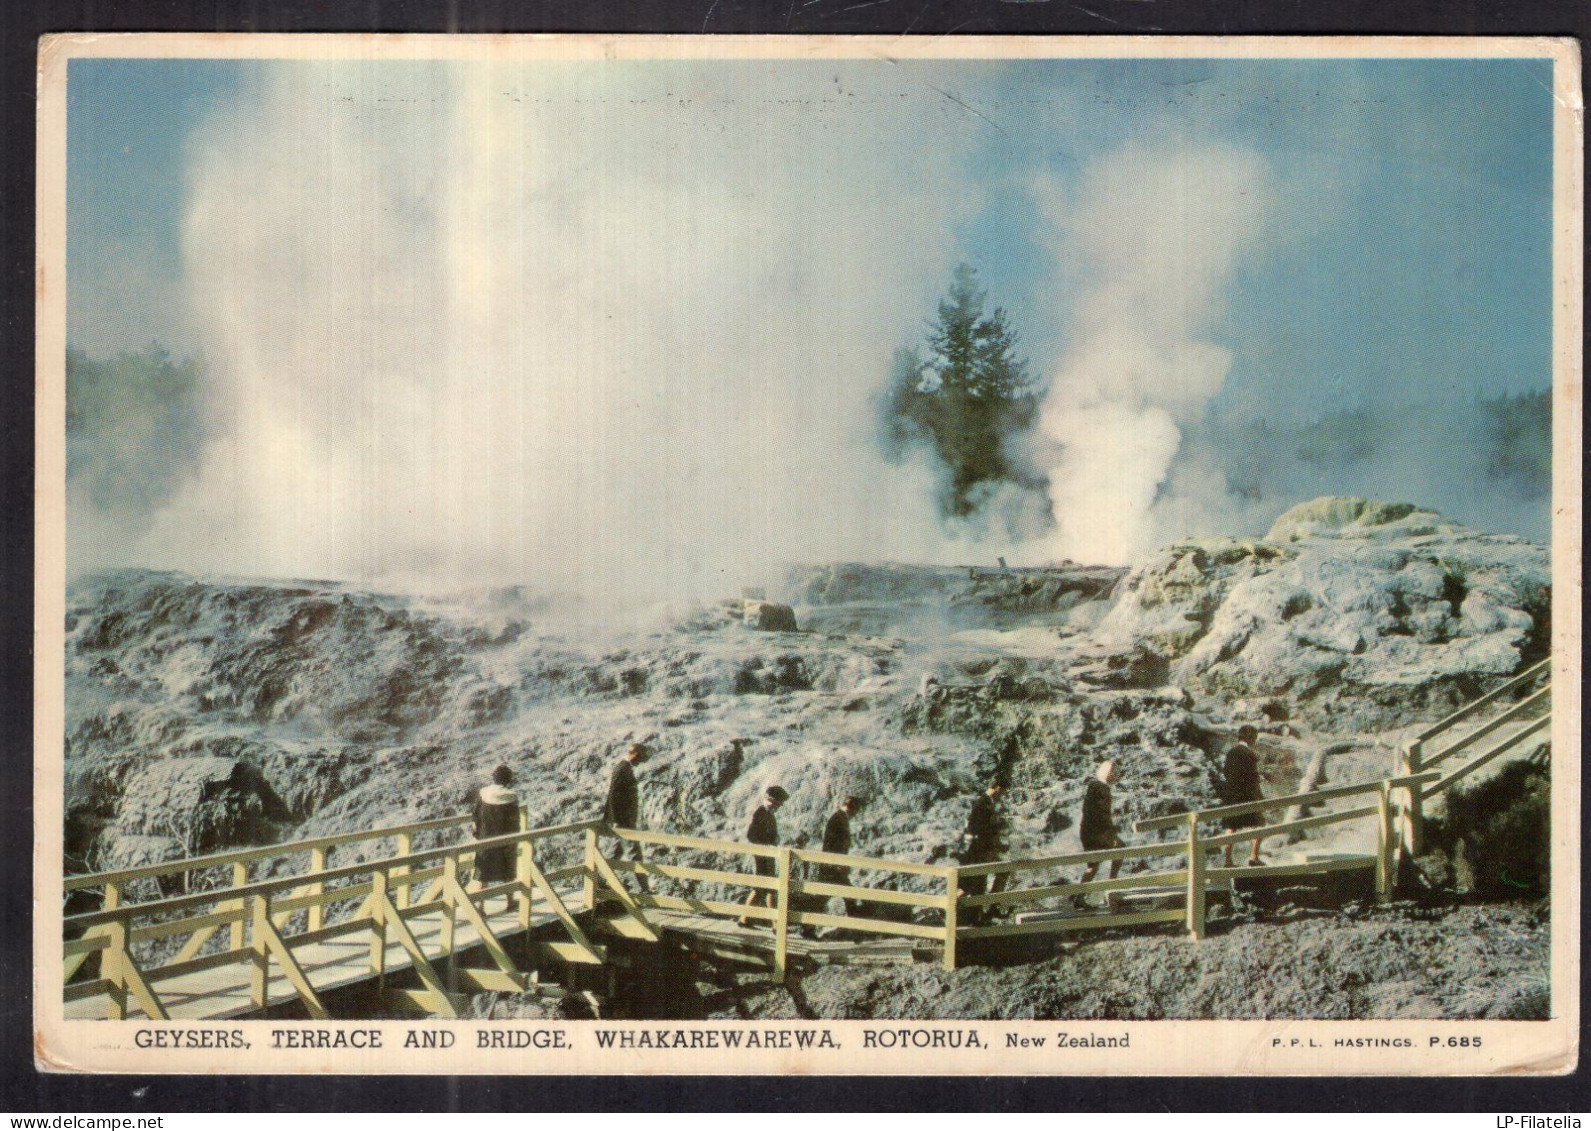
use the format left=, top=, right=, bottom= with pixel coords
left=1037, top=144, right=1276, bottom=564
left=136, top=64, right=992, bottom=602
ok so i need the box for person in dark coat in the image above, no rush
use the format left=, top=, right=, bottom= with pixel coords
left=815, top=796, right=865, bottom=919
left=472, top=764, right=521, bottom=915
left=739, top=785, right=788, bottom=927
left=602, top=743, right=651, bottom=892
left=1221, top=725, right=1266, bottom=867
left=1074, top=760, right=1124, bottom=910
left=956, top=780, right=1007, bottom=924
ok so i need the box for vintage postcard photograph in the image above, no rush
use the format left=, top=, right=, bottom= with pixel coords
left=34, top=34, right=1581, bottom=1076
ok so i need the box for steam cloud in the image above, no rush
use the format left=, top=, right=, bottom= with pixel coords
left=1036, top=143, right=1276, bottom=565
left=131, top=64, right=994, bottom=603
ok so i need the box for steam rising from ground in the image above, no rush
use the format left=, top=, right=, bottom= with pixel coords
left=1037, top=144, right=1276, bottom=565
left=136, top=65, right=989, bottom=603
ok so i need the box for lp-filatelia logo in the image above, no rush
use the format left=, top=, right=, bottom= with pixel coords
left=1495, top=1119, right=1582, bottom=1128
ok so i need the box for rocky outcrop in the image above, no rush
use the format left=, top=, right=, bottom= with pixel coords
left=743, top=601, right=798, bottom=632
left=1098, top=498, right=1548, bottom=729
left=103, top=756, right=288, bottom=860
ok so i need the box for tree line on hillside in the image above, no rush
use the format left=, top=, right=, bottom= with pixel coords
left=67, top=346, right=205, bottom=517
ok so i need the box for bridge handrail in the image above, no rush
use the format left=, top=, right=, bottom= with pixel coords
left=1193, top=803, right=1378, bottom=850
left=63, top=813, right=476, bottom=892
left=1427, top=713, right=1551, bottom=798
left=607, top=826, right=780, bottom=859
left=961, top=866, right=1192, bottom=910
left=609, top=828, right=955, bottom=877
left=789, top=846, right=952, bottom=879
left=1412, top=658, right=1550, bottom=748
left=958, top=839, right=1186, bottom=879
left=66, top=819, right=603, bottom=928
left=1134, top=770, right=1440, bottom=832
left=609, top=856, right=779, bottom=891
left=1417, top=686, right=1550, bottom=771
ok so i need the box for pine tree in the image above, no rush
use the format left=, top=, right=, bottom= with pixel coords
left=880, top=263, right=1043, bottom=521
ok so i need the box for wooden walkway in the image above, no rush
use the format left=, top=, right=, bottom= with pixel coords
left=65, top=898, right=587, bottom=1021
left=60, top=659, right=1549, bottom=1020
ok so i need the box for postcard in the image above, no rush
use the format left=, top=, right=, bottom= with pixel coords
left=34, top=33, right=1581, bottom=1075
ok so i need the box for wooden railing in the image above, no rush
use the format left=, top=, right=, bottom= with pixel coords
left=949, top=662, right=1553, bottom=948
left=64, top=663, right=1552, bottom=1015
left=1397, top=659, right=1551, bottom=854
left=603, top=828, right=954, bottom=974
left=64, top=817, right=604, bottom=1021
left=1133, top=770, right=1440, bottom=917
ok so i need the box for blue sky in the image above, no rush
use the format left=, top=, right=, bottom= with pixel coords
left=63, top=54, right=1558, bottom=582
left=68, top=59, right=247, bottom=355
left=69, top=55, right=1554, bottom=417
left=962, top=58, right=1554, bottom=421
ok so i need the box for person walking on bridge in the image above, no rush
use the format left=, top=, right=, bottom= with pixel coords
left=603, top=742, right=652, bottom=893
left=1074, top=760, right=1125, bottom=910
left=1221, top=725, right=1267, bottom=867
left=957, top=779, right=1007, bottom=925
left=739, top=785, right=788, bottom=928
left=472, top=764, right=522, bottom=915
left=815, top=795, right=865, bottom=919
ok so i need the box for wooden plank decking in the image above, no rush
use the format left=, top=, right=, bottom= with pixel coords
left=65, top=899, right=589, bottom=1021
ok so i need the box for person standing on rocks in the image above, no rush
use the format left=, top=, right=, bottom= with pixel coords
left=957, top=779, right=1008, bottom=924
left=739, top=785, right=788, bottom=927
left=815, top=795, right=865, bottom=919
left=1074, top=760, right=1124, bottom=910
left=602, top=743, right=652, bottom=893
left=472, top=764, right=522, bottom=916
left=1221, top=725, right=1267, bottom=867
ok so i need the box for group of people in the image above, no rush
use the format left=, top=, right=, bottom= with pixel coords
left=953, top=724, right=1270, bottom=921
left=469, top=725, right=1270, bottom=925
left=734, top=785, right=866, bottom=929
left=468, top=744, right=868, bottom=928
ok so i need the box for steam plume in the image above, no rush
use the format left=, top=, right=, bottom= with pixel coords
left=1037, top=143, right=1276, bottom=564
left=133, top=64, right=989, bottom=601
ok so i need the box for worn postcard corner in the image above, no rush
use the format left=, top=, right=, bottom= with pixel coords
left=35, top=32, right=1581, bottom=1077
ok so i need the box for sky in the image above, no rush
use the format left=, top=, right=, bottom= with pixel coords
left=64, top=53, right=1557, bottom=596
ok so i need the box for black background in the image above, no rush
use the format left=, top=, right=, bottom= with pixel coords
left=2, top=0, right=1586, bottom=1113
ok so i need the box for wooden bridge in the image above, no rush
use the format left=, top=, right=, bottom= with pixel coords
left=61, top=659, right=1550, bottom=1021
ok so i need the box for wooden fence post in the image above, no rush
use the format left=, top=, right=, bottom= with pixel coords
left=307, top=845, right=327, bottom=933
left=441, top=851, right=460, bottom=992
left=101, top=881, right=126, bottom=1020
left=943, top=866, right=960, bottom=972
left=395, top=832, right=413, bottom=909
left=1186, top=813, right=1205, bottom=941
left=1399, top=740, right=1424, bottom=858
left=582, top=828, right=599, bottom=912
left=370, top=868, right=389, bottom=985
left=250, top=893, right=271, bottom=1011
left=773, top=848, right=792, bottom=979
left=517, top=837, right=535, bottom=929
left=1375, top=781, right=1396, bottom=903
left=230, top=861, right=248, bottom=950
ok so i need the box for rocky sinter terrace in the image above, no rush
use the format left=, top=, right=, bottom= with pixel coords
left=64, top=497, right=1553, bottom=1019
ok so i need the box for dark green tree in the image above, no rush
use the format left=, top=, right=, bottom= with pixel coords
left=880, top=263, right=1046, bottom=524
